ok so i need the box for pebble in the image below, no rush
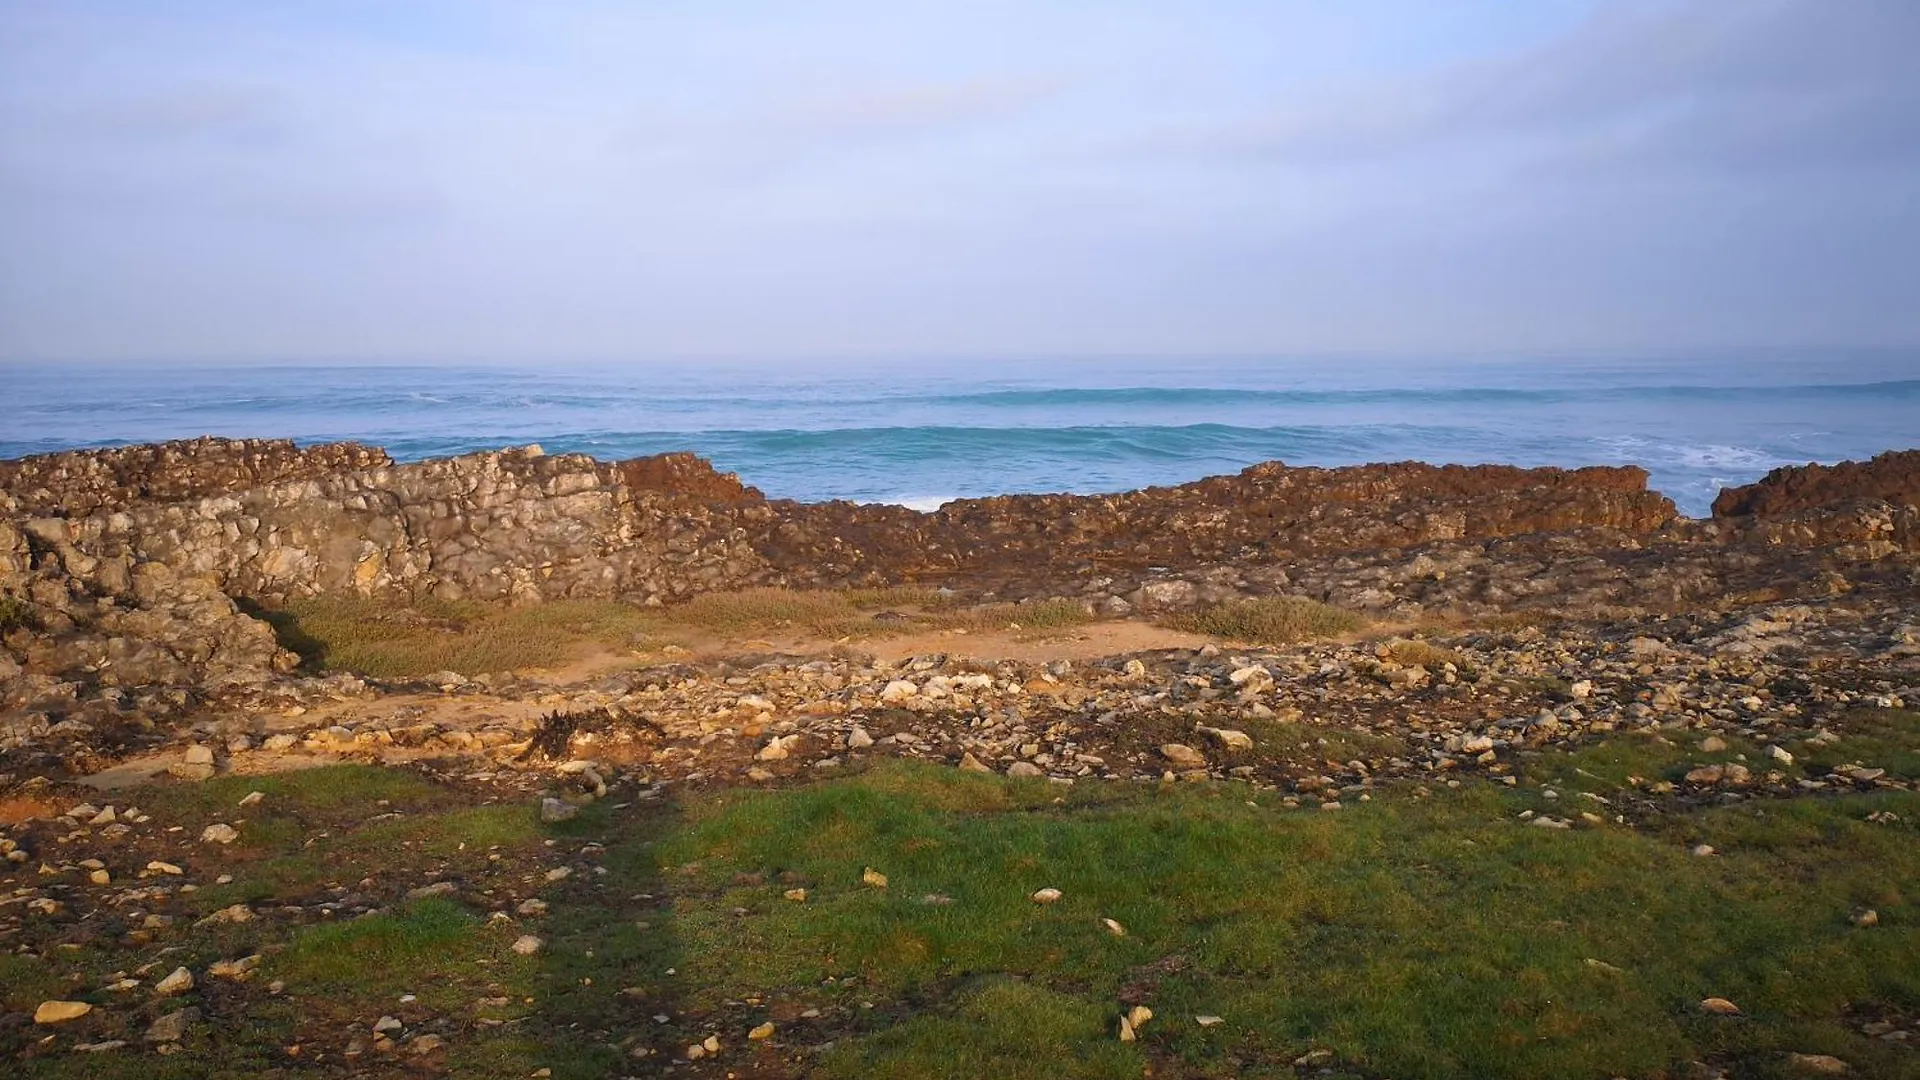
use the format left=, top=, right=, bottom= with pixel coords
left=1160, top=744, right=1207, bottom=767
left=748, top=1021, right=776, bottom=1041
left=1196, top=726, right=1254, bottom=750
left=1031, top=887, right=1063, bottom=904
left=145, top=1007, right=200, bottom=1043
left=34, top=1000, right=93, bottom=1024
left=862, top=867, right=888, bottom=888
left=154, top=967, right=195, bottom=996
left=539, top=798, right=578, bottom=823
left=200, top=823, right=239, bottom=845
left=511, top=935, right=545, bottom=955
left=1700, top=997, right=1742, bottom=1015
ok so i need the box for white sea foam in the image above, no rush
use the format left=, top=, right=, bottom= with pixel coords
left=880, top=495, right=959, bottom=513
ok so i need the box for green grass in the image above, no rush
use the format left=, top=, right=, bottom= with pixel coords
left=816, top=979, right=1145, bottom=1079
left=12, top=761, right=1918, bottom=1079
left=1167, top=596, right=1367, bottom=644
left=650, top=763, right=1919, bottom=1079
left=274, top=897, right=525, bottom=1005
left=1801, top=708, right=1920, bottom=780
left=0, top=593, right=33, bottom=633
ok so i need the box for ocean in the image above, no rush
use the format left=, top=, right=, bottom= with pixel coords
left=3, top=355, right=1915, bottom=518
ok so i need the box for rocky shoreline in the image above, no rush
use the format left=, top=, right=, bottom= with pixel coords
left=1, top=437, right=1916, bottom=782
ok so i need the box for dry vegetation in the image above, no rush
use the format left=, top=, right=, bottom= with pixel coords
left=1162, top=596, right=1368, bottom=644
left=261, top=589, right=1099, bottom=678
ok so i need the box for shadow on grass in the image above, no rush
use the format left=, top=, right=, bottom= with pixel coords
left=232, top=596, right=328, bottom=673
left=504, top=793, right=694, bottom=1079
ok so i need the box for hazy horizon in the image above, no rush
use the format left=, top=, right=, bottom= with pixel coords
left=4, top=0, right=1919, bottom=363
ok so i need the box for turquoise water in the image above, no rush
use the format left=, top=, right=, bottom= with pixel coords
left=3, top=356, right=1915, bottom=517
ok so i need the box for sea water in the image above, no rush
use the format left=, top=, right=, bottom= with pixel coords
left=3, top=354, right=1915, bottom=518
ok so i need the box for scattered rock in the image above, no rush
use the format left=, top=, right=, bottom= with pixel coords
left=862, top=867, right=888, bottom=888
left=144, top=1007, right=200, bottom=1043
left=34, top=1000, right=93, bottom=1024
left=200, top=822, right=239, bottom=845
left=154, top=967, right=194, bottom=996
left=1196, top=726, right=1254, bottom=751
left=1700, top=997, right=1742, bottom=1016
left=1160, top=744, right=1207, bottom=767
left=1032, top=887, right=1063, bottom=904
left=511, top=935, right=544, bottom=956
left=539, top=798, right=578, bottom=824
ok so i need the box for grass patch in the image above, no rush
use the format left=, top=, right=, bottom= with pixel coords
left=0, top=952, right=67, bottom=1013
left=1803, top=708, right=1920, bottom=780
left=817, top=979, right=1144, bottom=1080
left=1241, top=718, right=1411, bottom=764
left=0, top=593, right=35, bottom=633
left=25, top=759, right=1918, bottom=1078
left=1166, top=596, right=1367, bottom=644
left=267, top=596, right=655, bottom=676
left=274, top=896, right=528, bottom=1013
left=258, top=588, right=1102, bottom=677
left=647, top=761, right=1920, bottom=1079
left=1380, top=637, right=1470, bottom=671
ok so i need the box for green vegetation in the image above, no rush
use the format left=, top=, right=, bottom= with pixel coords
left=12, top=761, right=1916, bottom=1079
left=1166, top=596, right=1368, bottom=644
left=257, top=588, right=1095, bottom=677
left=0, top=593, right=34, bottom=634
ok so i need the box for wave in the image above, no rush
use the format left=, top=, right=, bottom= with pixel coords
left=19, top=377, right=1917, bottom=422
left=901, top=380, right=1920, bottom=409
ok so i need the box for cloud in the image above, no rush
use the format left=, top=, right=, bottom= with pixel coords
left=0, top=0, right=1915, bottom=360
left=1136, top=0, right=1920, bottom=177
left=782, top=73, right=1067, bottom=138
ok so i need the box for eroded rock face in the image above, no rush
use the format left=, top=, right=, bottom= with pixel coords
left=616, top=452, right=763, bottom=501
left=1712, top=450, right=1920, bottom=518
left=0, top=437, right=391, bottom=518
left=2, top=441, right=1916, bottom=735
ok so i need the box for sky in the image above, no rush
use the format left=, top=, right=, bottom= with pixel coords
left=1, top=0, right=1917, bottom=363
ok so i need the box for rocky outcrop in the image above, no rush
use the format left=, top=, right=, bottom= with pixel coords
left=616, top=452, right=763, bottom=501
left=4, top=441, right=1918, bottom=729
left=0, top=437, right=391, bottom=518
left=790, top=461, right=1677, bottom=582
left=1712, top=450, right=1920, bottom=518
left=1, top=449, right=1684, bottom=610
